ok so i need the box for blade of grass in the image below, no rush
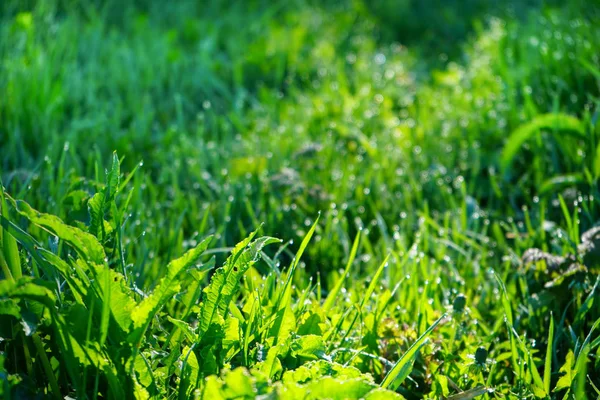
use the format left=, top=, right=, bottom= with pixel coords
left=381, top=314, right=445, bottom=390
left=544, top=315, right=554, bottom=395
left=322, top=230, right=360, bottom=314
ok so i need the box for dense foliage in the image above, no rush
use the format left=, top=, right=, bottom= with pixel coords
left=1, top=0, right=600, bottom=398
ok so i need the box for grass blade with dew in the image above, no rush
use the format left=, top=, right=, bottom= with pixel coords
left=323, top=230, right=360, bottom=314
left=381, top=314, right=446, bottom=390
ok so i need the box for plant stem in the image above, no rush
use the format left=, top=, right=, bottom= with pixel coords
left=31, top=333, right=62, bottom=400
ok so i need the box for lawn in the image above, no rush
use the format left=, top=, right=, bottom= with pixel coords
left=1, top=0, right=600, bottom=398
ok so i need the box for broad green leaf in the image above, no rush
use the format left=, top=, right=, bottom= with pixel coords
left=15, top=200, right=106, bottom=265
left=198, top=233, right=280, bottom=335
left=88, top=152, right=121, bottom=240
left=37, top=248, right=88, bottom=303
left=0, top=276, right=56, bottom=309
left=574, top=342, right=591, bottom=400
left=433, top=375, right=450, bottom=397
left=1, top=188, right=21, bottom=279
left=554, top=350, right=575, bottom=392
left=88, top=192, right=106, bottom=239
left=0, top=216, right=88, bottom=302
left=501, top=113, right=585, bottom=170
left=280, top=361, right=387, bottom=399
left=129, top=236, right=212, bottom=345
left=52, top=315, right=125, bottom=398
left=221, top=368, right=255, bottom=398
left=201, top=367, right=272, bottom=399
left=133, top=353, right=154, bottom=388
left=268, top=304, right=297, bottom=343
left=528, top=351, right=546, bottom=398
left=446, top=386, right=490, bottom=400
left=201, top=375, right=223, bottom=399
left=258, top=342, right=286, bottom=379
left=0, top=215, right=43, bottom=261
left=97, top=266, right=136, bottom=335
left=294, top=376, right=375, bottom=400
left=282, top=360, right=365, bottom=383
left=364, top=388, right=405, bottom=399
left=381, top=314, right=445, bottom=390
left=0, top=299, right=21, bottom=318
left=290, top=335, right=330, bottom=361
left=106, top=152, right=121, bottom=198
left=178, top=346, right=200, bottom=400
left=223, top=315, right=241, bottom=348
left=132, top=378, right=150, bottom=400
left=167, top=317, right=197, bottom=342
left=297, top=313, right=323, bottom=336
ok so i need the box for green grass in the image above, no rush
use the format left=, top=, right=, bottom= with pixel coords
left=1, top=0, right=600, bottom=398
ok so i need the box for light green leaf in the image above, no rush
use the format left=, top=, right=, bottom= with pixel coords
left=501, top=113, right=585, bottom=170
left=364, top=388, right=405, bottom=399
left=37, top=248, right=88, bottom=303
left=52, top=315, right=125, bottom=398
left=296, top=376, right=375, bottom=400
left=434, top=374, right=450, bottom=397
left=106, top=152, right=121, bottom=197
left=223, top=315, right=241, bottom=348
left=97, top=266, right=136, bottom=335
left=281, top=361, right=373, bottom=397
left=0, top=299, right=21, bottom=318
left=1, top=189, right=21, bottom=279
left=88, top=152, right=121, bottom=240
left=178, top=346, right=199, bottom=400
left=129, top=236, right=212, bottom=344
left=446, top=386, right=490, bottom=400
left=15, top=200, right=106, bottom=265
left=198, top=232, right=280, bottom=335
left=282, top=360, right=365, bottom=384
left=221, top=368, right=255, bottom=398
left=381, top=314, right=445, bottom=390
left=88, top=192, right=106, bottom=240
left=258, top=342, right=286, bottom=379
left=554, top=350, right=575, bottom=392
left=132, top=378, right=150, bottom=400
left=290, top=335, right=330, bottom=361
left=167, top=317, right=197, bottom=342
left=268, top=304, right=297, bottom=342
left=0, top=276, right=56, bottom=309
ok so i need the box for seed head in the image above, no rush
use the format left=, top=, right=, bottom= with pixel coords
left=475, top=347, right=488, bottom=364
left=453, top=294, right=467, bottom=313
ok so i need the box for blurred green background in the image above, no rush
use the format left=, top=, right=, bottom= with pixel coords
left=2, top=0, right=599, bottom=280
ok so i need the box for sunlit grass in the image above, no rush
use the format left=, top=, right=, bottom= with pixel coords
left=1, top=0, right=600, bottom=398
